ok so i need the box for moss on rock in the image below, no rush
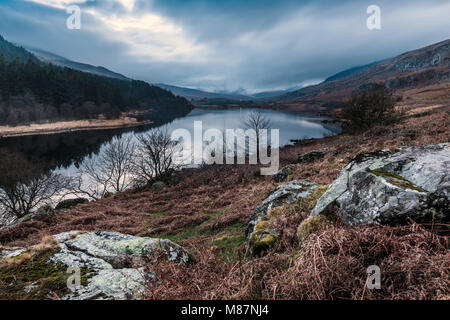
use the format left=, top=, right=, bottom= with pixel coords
left=250, top=232, right=280, bottom=256
left=369, top=169, right=428, bottom=193
left=297, top=215, right=336, bottom=246
left=255, top=220, right=270, bottom=231
left=0, top=247, right=70, bottom=300
left=295, top=185, right=329, bottom=213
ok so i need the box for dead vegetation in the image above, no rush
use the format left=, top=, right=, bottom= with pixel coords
left=0, top=107, right=449, bottom=300
left=142, top=224, right=449, bottom=300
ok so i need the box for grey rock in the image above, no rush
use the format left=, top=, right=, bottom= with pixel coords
left=35, top=205, right=55, bottom=220
left=56, top=198, right=89, bottom=210
left=65, top=268, right=151, bottom=300
left=298, top=148, right=328, bottom=163
left=0, top=246, right=27, bottom=259
left=1, top=205, right=55, bottom=230
left=151, top=181, right=166, bottom=190
left=23, top=282, right=39, bottom=293
left=246, top=180, right=320, bottom=255
left=272, top=165, right=295, bottom=183
left=0, top=231, right=194, bottom=300
left=311, top=143, right=450, bottom=226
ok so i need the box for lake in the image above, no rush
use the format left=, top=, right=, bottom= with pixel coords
left=0, top=108, right=338, bottom=180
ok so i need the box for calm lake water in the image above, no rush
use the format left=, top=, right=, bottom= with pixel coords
left=0, top=107, right=338, bottom=223
left=0, top=108, right=338, bottom=178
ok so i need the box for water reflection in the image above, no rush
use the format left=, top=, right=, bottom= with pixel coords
left=0, top=108, right=338, bottom=183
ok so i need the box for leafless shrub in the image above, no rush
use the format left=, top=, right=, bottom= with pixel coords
left=242, top=111, right=272, bottom=162
left=73, top=136, right=135, bottom=200
left=0, top=152, right=71, bottom=219
left=133, top=127, right=180, bottom=185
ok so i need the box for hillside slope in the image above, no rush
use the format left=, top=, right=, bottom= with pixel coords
left=1, top=104, right=448, bottom=300
left=27, top=47, right=130, bottom=81
left=271, top=39, right=450, bottom=112
left=0, top=35, right=193, bottom=125
left=0, top=36, right=38, bottom=63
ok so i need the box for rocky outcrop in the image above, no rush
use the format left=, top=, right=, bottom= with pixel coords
left=1, top=205, right=56, bottom=230
left=55, top=198, right=89, bottom=210
left=246, top=180, right=321, bottom=255
left=151, top=181, right=166, bottom=190
left=311, top=143, right=449, bottom=226
left=1, top=199, right=88, bottom=230
left=298, top=148, right=328, bottom=163
left=0, top=231, right=193, bottom=300
left=272, top=165, right=295, bottom=182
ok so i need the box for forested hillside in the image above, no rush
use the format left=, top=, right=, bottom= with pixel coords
left=0, top=36, right=192, bottom=125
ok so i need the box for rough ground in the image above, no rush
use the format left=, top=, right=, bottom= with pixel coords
left=0, top=106, right=449, bottom=300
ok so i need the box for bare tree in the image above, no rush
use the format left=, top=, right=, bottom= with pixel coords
left=133, top=127, right=179, bottom=185
left=0, top=152, right=71, bottom=219
left=242, top=110, right=272, bottom=161
left=74, top=136, right=135, bottom=200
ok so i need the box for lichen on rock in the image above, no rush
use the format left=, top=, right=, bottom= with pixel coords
left=246, top=179, right=322, bottom=255
left=1, top=231, right=194, bottom=300
left=311, top=143, right=450, bottom=226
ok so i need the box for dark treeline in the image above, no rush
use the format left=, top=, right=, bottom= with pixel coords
left=0, top=54, right=193, bottom=125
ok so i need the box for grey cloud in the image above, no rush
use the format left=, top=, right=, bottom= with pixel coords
left=0, top=0, right=449, bottom=92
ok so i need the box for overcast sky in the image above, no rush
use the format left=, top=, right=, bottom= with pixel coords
left=0, top=0, right=449, bottom=93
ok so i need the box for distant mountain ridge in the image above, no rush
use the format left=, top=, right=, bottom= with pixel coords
left=0, top=35, right=38, bottom=63
left=23, top=46, right=257, bottom=101
left=155, top=83, right=253, bottom=101
left=0, top=35, right=193, bottom=125
left=272, top=39, right=450, bottom=108
left=26, top=47, right=130, bottom=81
left=324, top=60, right=386, bottom=82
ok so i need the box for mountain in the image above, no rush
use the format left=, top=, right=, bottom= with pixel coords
left=26, top=47, right=130, bottom=81
left=155, top=83, right=252, bottom=101
left=0, top=35, right=193, bottom=125
left=0, top=35, right=38, bottom=63
left=271, top=39, right=450, bottom=111
left=23, top=46, right=253, bottom=102
left=324, top=60, right=386, bottom=82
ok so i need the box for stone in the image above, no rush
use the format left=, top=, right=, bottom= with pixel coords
left=298, top=148, right=328, bottom=163
left=1, top=205, right=55, bottom=229
left=272, top=165, right=296, bottom=183
left=35, top=205, right=55, bottom=220
left=55, top=198, right=89, bottom=210
left=246, top=180, right=320, bottom=255
left=151, top=181, right=166, bottom=190
left=0, top=231, right=194, bottom=300
left=0, top=246, right=27, bottom=259
left=310, top=143, right=449, bottom=226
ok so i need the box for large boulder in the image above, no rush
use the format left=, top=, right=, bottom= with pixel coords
left=310, top=143, right=449, bottom=226
left=1, top=231, right=193, bottom=300
left=246, top=180, right=321, bottom=255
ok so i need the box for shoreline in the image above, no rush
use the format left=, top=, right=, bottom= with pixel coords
left=0, top=117, right=151, bottom=138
